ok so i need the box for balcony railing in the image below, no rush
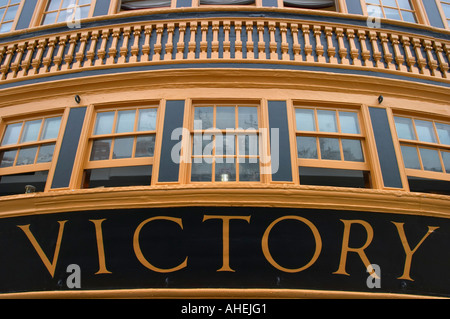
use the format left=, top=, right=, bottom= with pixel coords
left=1, top=16, right=449, bottom=84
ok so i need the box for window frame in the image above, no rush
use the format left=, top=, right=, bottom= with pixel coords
left=437, top=0, right=450, bottom=29
left=0, top=0, right=26, bottom=34
left=360, top=0, right=425, bottom=24
left=37, top=0, right=97, bottom=26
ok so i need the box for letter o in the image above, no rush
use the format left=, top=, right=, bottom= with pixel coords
left=262, top=215, right=322, bottom=273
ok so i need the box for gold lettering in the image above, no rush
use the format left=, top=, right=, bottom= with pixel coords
left=262, top=215, right=322, bottom=273
left=17, top=221, right=67, bottom=278
left=133, top=216, right=187, bottom=273
left=334, top=219, right=375, bottom=276
left=392, top=222, right=439, bottom=281
left=202, top=215, right=251, bottom=272
left=89, top=219, right=112, bottom=275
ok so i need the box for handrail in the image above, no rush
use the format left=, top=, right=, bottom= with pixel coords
left=0, top=17, right=449, bottom=84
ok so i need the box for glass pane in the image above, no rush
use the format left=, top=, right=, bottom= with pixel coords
left=299, top=167, right=368, bottom=188
left=365, top=0, right=381, bottom=4
left=10, top=0, right=22, bottom=4
left=90, top=138, right=112, bottom=161
left=0, top=0, right=7, bottom=7
left=400, top=145, right=421, bottom=169
left=339, top=112, right=360, bottom=134
left=317, top=110, right=338, bottom=133
left=115, top=110, right=136, bottom=133
left=215, top=134, right=235, bottom=156
left=441, top=151, right=450, bottom=173
left=94, top=112, right=114, bottom=135
left=295, top=109, right=316, bottom=131
left=191, top=159, right=212, bottom=181
left=86, top=166, right=152, bottom=188
left=239, top=159, right=260, bottom=182
left=112, top=137, right=134, bottom=159
left=436, top=123, right=450, bottom=145
left=36, top=144, right=55, bottom=163
left=394, top=117, right=416, bottom=140
left=442, top=3, right=450, bottom=19
left=16, top=146, right=38, bottom=166
left=194, top=107, right=213, bottom=130
left=238, top=134, right=258, bottom=156
left=384, top=7, right=401, bottom=20
left=62, top=0, right=73, bottom=8
left=397, top=0, right=412, bottom=9
left=216, top=107, right=235, bottom=130
left=342, top=139, right=364, bottom=162
left=419, top=148, right=442, bottom=172
left=401, top=10, right=416, bottom=22
left=78, top=0, right=92, bottom=5
left=4, top=4, right=18, bottom=21
left=215, top=160, right=236, bottom=182
left=2, top=123, right=22, bottom=146
left=47, top=0, right=62, bottom=11
left=319, top=137, right=341, bottom=160
left=366, top=4, right=383, bottom=17
left=138, top=108, right=157, bottom=131
left=297, top=136, right=318, bottom=159
left=0, top=149, right=17, bottom=167
left=21, top=120, right=42, bottom=143
left=0, top=21, right=12, bottom=33
left=135, top=135, right=155, bottom=157
left=415, top=120, right=437, bottom=143
left=41, top=117, right=61, bottom=140
left=238, top=107, right=258, bottom=130
left=79, top=5, right=90, bottom=19
left=42, top=12, right=57, bottom=25
left=381, top=0, right=397, bottom=6
left=57, top=9, right=68, bottom=23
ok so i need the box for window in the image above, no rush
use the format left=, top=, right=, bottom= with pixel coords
left=364, top=0, right=417, bottom=23
left=439, top=0, right=450, bottom=28
left=0, top=0, right=22, bottom=33
left=190, top=104, right=260, bottom=182
left=394, top=116, right=450, bottom=180
left=82, top=106, right=158, bottom=188
left=121, top=0, right=172, bottom=10
left=0, top=115, right=62, bottom=195
left=41, top=0, right=93, bottom=25
left=294, top=106, right=371, bottom=188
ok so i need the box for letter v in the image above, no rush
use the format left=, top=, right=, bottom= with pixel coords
left=18, top=221, right=67, bottom=278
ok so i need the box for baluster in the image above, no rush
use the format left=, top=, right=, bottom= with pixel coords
left=1, top=44, right=16, bottom=80
left=234, top=21, right=243, bottom=59
left=17, top=40, right=37, bottom=77
left=335, top=28, right=349, bottom=65
left=0, top=46, right=5, bottom=68
left=176, top=23, right=186, bottom=60
left=211, top=22, right=220, bottom=59
left=199, top=22, right=208, bottom=60
left=84, top=31, right=99, bottom=67
left=118, top=27, right=131, bottom=64
left=73, top=32, right=89, bottom=69
left=268, top=22, right=277, bottom=60
left=130, top=26, right=142, bottom=63
left=379, top=33, right=394, bottom=70
left=433, top=41, right=449, bottom=78
left=291, top=24, right=301, bottom=62
left=42, top=37, right=57, bottom=72
left=153, top=24, right=164, bottom=61
left=412, top=37, right=430, bottom=76
left=346, top=29, right=360, bottom=66
left=369, top=31, right=383, bottom=68
left=302, top=24, right=314, bottom=62
left=389, top=34, right=406, bottom=72
left=31, top=39, right=48, bottom=75
left=164, top=24, right=174, bottom=61
left=279, top=23, right=289, bottom=61
left=423, top=39, right=440, bottom=78
left=314, top=25, right=326, bottom=63
left=60, top=34, right=79, bottom=71
left=357, top=30, right=370, bottom=67
left=106, top=29, right=121, bottom=65
left=10, top=42, right=26, bottom=78
left=141, top=25, right=152, bottom=62
left=324, top=26, right=337, bottom=64
left=223, top=21, right=231, bottom=59
left=187, top=22, right=197, bottom=60
left=96, top=29, right=110, bottom=66
left=246, top=22, right=255, bottom=60
left=400, top=35, right=418, bottom=74
left=444, top=44, right=450, bottom=66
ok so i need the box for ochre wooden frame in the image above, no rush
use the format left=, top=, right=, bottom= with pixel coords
left=0, top=0, right=26, bottom=33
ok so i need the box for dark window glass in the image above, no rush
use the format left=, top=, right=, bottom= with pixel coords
left=408, top=176, right=450, bottom=196
left=0, top=171, right=48, bottom=196
left=299, top=167, right=370, bottom=188
left=84, top=165, right=152, bottom=188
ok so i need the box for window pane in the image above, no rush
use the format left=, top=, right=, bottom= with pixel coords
left=0, top=22, right=12, bottom=33
left=79, top=5, right=90, bottom=19
left=400, top=145, right=421, bottom=169
left=41, top=117, right=61, bottom=140
left=367, top=5, right=383, bottom=17
left=90, top=138, right=112, bottom=161
left=0, top=149, right=17, bottom=167
left=381, top=0, right=396, bottom=6
left=135, top=135, right=155, bottom=157
left=398, top=0, right=412, bottom=9
left=85, top=166, right=152, bottom=188
left=115, top=110, right=136, bottom=133
left=384, top=8, right=401, bottom=20
left=442, top=151, right=450, bottom=173
left=239, top=159, right=260, bottom=181
left=215, top=134, right=235, bottom=156
left=194, top=107, right=213, bottom=130
left=21, top=120, right=42, bottom=143
left=0, top=171, right=48, bottom=196
left=297, top=136, right=318, bottom=159
left=16, top=146, right=38, bottom=166
left=419, top=148, right=442, bottom=172
left=78, top=0, right=92, bottom=5
left=299, top=167, right=369, bottom=188
left=0, top=0, right=7, bottom=7
left=319, top=137, right=341, bottom=160
left=317, top=110, right=337, bottom=133
left=57, top=9, right=68, bottom=23
left=2, top=123, right=22, bottom=146
left=415, top=120, right=437, bottom=143
left=62, top=0, right=73, bottom=8
left=191, top=159, right=212, bottom=181
left=47, top=0, right=62, bottom=11
left=94, top=112, right=114, bottom=135
left=339, top=112, right=360, bottom=134
left=138, top=108, right=157, bottom=131
left=342, top=139, right=364, bottom=162
left=441, top=3, right=450, bottom=18
left=215, top=160, right=236, bottom=182
left=42, top=12, right=57, bottom=25
left=401, top=10, right=416, bottom=22
left=11, top=0, right=22, bottom=4
left=113, top=137, right=134, bottom=159
left=238, top=134, right=258, bottom=156
left=394, top=117, right=416, bottom=140
left=295, top=109, right=316, bottom=131
left=216, top=107, right=235, bottom=130
left=36, top=144, right=56, bottom=163
left=436, top=123, right=450, bottom=145
left=238, top=107, right=258, bottom=130
left=192, top=134, right=210, bottom=156
left=4, top=4, right=18, bottom=21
